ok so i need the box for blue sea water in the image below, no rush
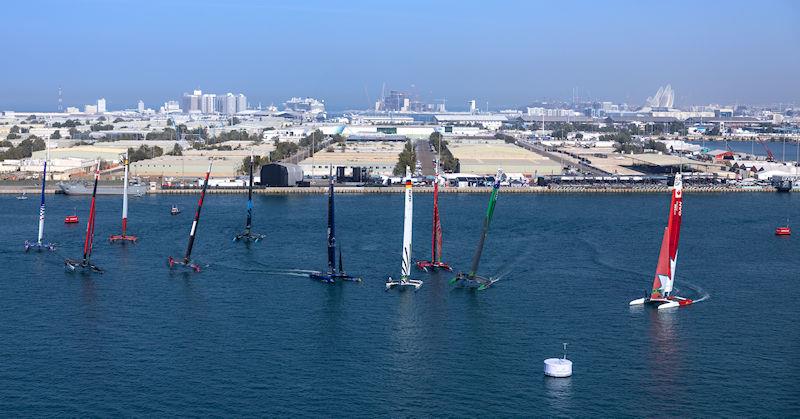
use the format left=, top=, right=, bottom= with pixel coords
left=688, top=139, right=800, bottom=160
left=0, top=191, right=797, bottom=416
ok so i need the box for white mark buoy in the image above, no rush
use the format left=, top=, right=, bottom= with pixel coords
left=544, top=343, right=573, bottom=378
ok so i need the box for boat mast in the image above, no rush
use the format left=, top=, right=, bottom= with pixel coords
left=37, top=146, right=48, bottom=245
left=664, top=173, right=683, bottom=294
left=83, top=165, right=100, bottom=264
left=184, top=161, right=212, bottom=264
left=468, top=170, right=502, bottom=278
left=326, top=167, right=337, bottom=274
left=121, top=151, right=129, bottom=237
left=433, top=140, right=442, bottom=263
left=401, top=166, right=413, bottom=279
left=244, top=154, right=254, bottom=234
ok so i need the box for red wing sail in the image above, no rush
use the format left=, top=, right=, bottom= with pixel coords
left=664, top=175, right=683, bottom=293
left=651, top=227, right=671, bottom=299
left=432, top=181, right=441, bottom=262
left=666, top=182, right=682, bottom=263
left=435, top=212, right=442, bottom=263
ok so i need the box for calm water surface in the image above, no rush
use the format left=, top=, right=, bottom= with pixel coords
left=0, top=191, right=797, bottom=416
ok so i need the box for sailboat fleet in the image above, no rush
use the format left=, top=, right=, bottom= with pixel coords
left=21, top=150, right=703, bottom=308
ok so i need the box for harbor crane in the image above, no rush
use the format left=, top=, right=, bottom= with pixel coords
left=758, top=139, right=775, bottom=162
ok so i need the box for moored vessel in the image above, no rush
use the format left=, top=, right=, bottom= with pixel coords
left=58, top=181, right=147, bottom=196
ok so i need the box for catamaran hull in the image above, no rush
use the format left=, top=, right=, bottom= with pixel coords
left=168, top=256, right=202, bottom=272
left=451, top=273, right=497, bottom=290
left=65, top=259, right=103, bottom=273
left=309, top=272, right=361, bottom=283
left=24, top=241, right=55, bottom=252
left=629, top=296, right=693, bottom=309
left=233, top=232, right=265, bottom=242
left=415, top=261, right=453, bottom=272
left=109, top=235, right=137, bottom=243
left=385, top=276, right=423, bottom=290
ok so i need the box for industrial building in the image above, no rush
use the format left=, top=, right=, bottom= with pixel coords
left=130, top=155, right=242, bottom=178
left=260, top=163, right=303, bottom=187
left=298, top=141, right=404, bottom=177
left=433, top=114, right=508, bottom=130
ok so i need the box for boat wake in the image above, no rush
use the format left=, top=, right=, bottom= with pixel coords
left=676, top=279, right=710, bottom=304
left=580, top=236, right=647, bottom=279
left=487, top=242, right=541, bottom=284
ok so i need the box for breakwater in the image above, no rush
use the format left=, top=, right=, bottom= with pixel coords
left=0, top=186, right=777, bottom=195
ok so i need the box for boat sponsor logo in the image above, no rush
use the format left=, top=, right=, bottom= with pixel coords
left=673, top=201, right=682, bottom=216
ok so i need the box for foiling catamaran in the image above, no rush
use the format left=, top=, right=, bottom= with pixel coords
left=168, top=161, right=212, bottom=272
left=630, top=173, right=693, bottom=309
left=24, top=148, right=55, bottom=252
left=109, top=152, right=138, bottom=243
left=65, top=165, right=103, bottom=273
left=415, top=158, right=451, bottom=272
left=387, top=167, right=423, bottom=290
left=309, top=169, right=361, bottom=283
left=450, top=169, right=504, bottom=290
left=233, top=155, right=265, bottom=242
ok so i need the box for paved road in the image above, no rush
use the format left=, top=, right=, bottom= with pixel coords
left=414, top=139, right=436, bottom=176
left=517, top=139, right=609, bottom=176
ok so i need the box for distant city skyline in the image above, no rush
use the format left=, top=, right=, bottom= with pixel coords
left=1, top=0, right=798, bottom=111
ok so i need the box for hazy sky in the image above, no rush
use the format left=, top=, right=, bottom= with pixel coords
left=1, top=0, right=798, bottom=111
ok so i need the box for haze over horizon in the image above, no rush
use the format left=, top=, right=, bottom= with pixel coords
left=1, top=0, right=798, bottom=111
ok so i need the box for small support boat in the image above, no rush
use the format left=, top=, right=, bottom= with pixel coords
left=168, top=161, right=212, bottom=272
left=16, top=192, right=28, bottom=200
left=630, top=173, right=693, bottom=309
left=387, top=167, right=423, bottom=291
left=64, top=211, right=79, bottom=224
left=65, top=164, right=103, bottom=273
left=170, top=205, right=181, bottom=215
left=109, top=152, right=138, bottom=243
left=775, top=222, right=791, bottom=236
left=450, top=169, right=504, bottom=290
left=308, top=168, right=361, bottom=283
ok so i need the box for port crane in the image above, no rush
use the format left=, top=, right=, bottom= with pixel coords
left=758, top=139, right=775, bottom=162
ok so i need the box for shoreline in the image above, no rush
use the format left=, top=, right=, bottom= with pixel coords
left=0, top=186, right=777, bottom=195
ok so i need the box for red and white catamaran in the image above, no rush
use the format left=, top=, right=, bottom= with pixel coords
left=109, top=152, right=137, bottom=243
left=416, top=156, right=451, bottom=272
left=65, top=164, right=103, bottom=273
left=168, top=160, right=212, bottom=272
left=630, top=173, right=693, bottom=309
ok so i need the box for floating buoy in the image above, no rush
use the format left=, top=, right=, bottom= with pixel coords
left=544, top=343, right=573, bottom=378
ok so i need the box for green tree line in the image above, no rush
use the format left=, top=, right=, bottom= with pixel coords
left=393, top=140, right=417, bottom=176
left=0, top=136, right=46, bottom=161
left=429, top=132, right=459, bottom=173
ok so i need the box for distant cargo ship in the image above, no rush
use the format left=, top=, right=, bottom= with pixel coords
left=58, top=182, right=148, bottom=196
